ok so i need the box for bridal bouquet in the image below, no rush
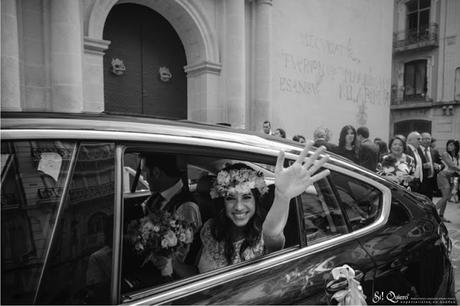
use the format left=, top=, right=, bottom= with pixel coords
left=127, top=211, right=194, bottom=276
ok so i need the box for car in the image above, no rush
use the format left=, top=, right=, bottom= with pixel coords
left=1, top=112, right=456, bottom=305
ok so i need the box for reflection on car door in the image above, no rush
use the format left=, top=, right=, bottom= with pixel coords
left=1, top=140, right=76, bottom=305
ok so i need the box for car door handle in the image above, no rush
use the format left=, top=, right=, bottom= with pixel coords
left=325, top=269, right=364, bottom=294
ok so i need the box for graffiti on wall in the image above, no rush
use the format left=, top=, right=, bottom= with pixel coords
left=279, top=33, right=391, bottom=125
left=300, top=33, right=360, bottom=64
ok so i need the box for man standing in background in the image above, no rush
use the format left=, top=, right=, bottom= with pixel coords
left=420, top=132, right=438, bottom=199
left=430, top=137, right=443, bottom=197
left=356, top=126, right=379, bottom=172
left=262, top=120, right=274, bottom=135
left=406, top=132, right=424, bottom=193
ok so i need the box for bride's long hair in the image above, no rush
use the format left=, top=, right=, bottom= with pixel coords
left=211, top=164, right=266, bottom=264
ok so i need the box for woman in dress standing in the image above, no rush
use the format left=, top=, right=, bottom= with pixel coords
left=377, top=136, right=415, bottom=189
left=435, top=139, right=460, bottom=222
left=335, top=125, right=359, bottom=163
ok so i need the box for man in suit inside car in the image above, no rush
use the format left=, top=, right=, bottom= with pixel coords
left=123, top=153, right=201, bottom=290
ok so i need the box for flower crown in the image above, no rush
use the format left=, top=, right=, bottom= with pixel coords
left=209, top=168, right=268, bottom=198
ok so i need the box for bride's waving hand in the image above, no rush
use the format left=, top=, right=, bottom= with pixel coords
left=263, top=141, right=330, bottom=251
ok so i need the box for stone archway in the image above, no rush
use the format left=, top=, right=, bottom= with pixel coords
left=84, top=0, right=222, bottom=121
left=103, top=3, right=188, bottom=118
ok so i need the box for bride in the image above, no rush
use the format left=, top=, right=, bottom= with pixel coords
left=198, top=141, right=330, bottom=273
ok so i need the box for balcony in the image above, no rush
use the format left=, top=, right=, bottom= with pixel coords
left=393, top=23, right=439, bottom=53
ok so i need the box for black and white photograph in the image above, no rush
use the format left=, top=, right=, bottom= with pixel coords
left=1, top=0, right=459, bottom=304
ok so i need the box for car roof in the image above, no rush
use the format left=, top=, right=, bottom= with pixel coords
left=1, top=111, right=305, bottom=152
left=1, top=111, right=390, bottom=185
left=1, top=111, right=237, bottom=132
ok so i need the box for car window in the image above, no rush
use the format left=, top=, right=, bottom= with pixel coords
left=1, top=140, right=76, bottom=305
left=36, top=143, right=115, bottom=304
left=120, top=149, right=296, bottom=299
left=329, top=171, right=382, bottom=231
left=124, top=152, right=150, bottom=194
left=300, top=178, right=348, bottom=245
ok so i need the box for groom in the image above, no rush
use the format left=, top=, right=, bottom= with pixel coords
left=122, top=153, right=202, bottom=290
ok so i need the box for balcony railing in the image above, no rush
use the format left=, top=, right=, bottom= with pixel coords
left=393, top=23, right=439, bottom=53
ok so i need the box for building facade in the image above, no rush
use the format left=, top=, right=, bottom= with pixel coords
left=2, top=0, right=393, bottom=142
left=391, top=0, right=460, bottom=148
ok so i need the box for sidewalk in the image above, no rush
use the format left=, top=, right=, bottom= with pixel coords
left=434, top=198, right=460, bottom=302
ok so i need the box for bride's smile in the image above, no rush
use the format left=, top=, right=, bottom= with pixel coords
left=224, top=191, right=256, bottom=227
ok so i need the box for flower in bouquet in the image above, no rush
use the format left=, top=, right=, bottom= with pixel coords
left=128, top=210, right=194, bottom=276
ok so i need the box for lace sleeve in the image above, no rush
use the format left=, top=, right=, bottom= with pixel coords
left=198, top=219, right=225, bottom=273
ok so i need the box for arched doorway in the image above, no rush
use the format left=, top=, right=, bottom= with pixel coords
left=103, top=3, right=187, bottom=118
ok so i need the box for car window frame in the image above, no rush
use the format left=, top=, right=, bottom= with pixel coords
left=116, top=141, right=305, bottom=303
left=327, top=169, right=384, bottom=232
left=113, top=145, right=391, bottom=305
left=296, top=174, right=351, bottom=246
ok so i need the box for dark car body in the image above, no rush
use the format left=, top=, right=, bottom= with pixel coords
left=1, top=112, right=456, bottom=305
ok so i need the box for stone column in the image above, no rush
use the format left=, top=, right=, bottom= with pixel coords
left=50, top=0, right=83, bottom=112
left=185, top=61, right=222, bottom=123
left=225, top=0, right=246, bottom=128
left=1, top=0, right=22, bottom=111
left=83, top=37, right=110, bottom=112
left=251, top=0, right=272, bottom=131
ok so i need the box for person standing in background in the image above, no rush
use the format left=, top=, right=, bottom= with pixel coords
left=405, top=132, right=424, bottom=193
left=262, top=120, right=273, bottom=135
left=395, top=134, right=406, bottom=142
left=356, top=126, right=379, bottom=171
left=375, top=140, right=389, bottom=163
left=313, top=127, right=338, bottom=152
left=430, top=137, right=443, bottom=197
left=274, top=128, right=286, bottom=139
left=292, top=135, right=306, bottom=143
left=377, top=136, right=415, bottom=189
left=435, top=140, right=460, bottom=223
left=419, top=133, right=437, bottom=199
left=335, top=125, right=359, bottom=163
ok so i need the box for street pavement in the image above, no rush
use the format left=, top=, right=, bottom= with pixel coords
left=433, top=197, right=460, bottom=302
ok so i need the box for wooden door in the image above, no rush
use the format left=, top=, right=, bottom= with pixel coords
left=103, top=4, right=187, bottom=119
